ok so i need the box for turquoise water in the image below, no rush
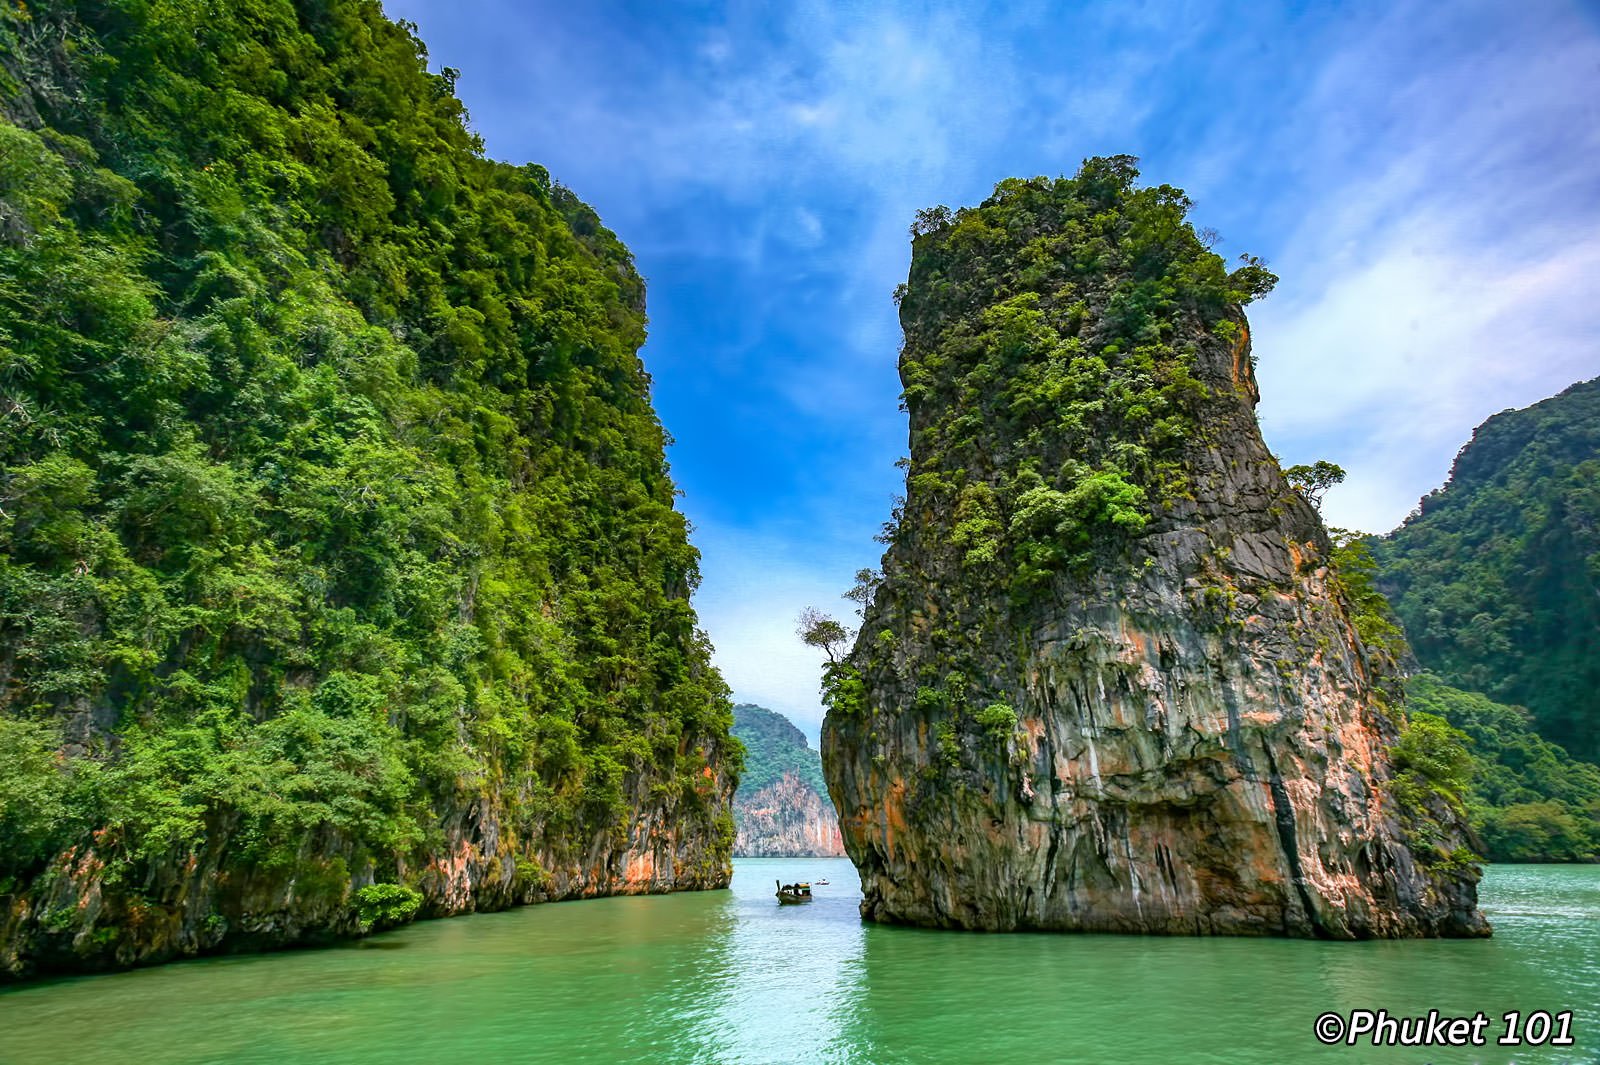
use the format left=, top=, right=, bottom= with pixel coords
left=0, top=862, right=1595, bottom=1064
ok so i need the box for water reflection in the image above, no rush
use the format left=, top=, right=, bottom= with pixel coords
left=838, top=866, right=1599, bottom=1065
left=0, top=863, right=1593, bottom=1065
left=691, top=858, right=869, bottom=1064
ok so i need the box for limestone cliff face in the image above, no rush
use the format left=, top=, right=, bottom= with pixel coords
left=822, top=162, right=1486, bottom=938
left=735, top=771, right=846, bottom=857
left=730, top=704, right=844, bottom=857
left=1, top=757, right=735, bottom=978
left=0, top=0, right=738, bottom=981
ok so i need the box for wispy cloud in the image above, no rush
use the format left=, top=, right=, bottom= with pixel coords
left=686, top=518, right=877, bottom=744
left=1247, top=0, right=1600, bottom=530
left=387, top=0, right=1600, bottom=717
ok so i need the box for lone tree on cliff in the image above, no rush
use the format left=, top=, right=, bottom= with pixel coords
left=1285, top=460, right=1346, bottom=511
left=797, top=608, right=852, bottom=664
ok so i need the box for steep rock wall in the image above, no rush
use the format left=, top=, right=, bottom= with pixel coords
left=730, top=703, right=843, bottom=857
left=2, top=761, right=733, bottom=977
left=734, top=771, right=846, bottom=858
left=822, top=162, right=1486, bottom=938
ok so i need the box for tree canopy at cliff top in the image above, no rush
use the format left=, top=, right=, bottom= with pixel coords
left=731, top=704, right=826, bottom=798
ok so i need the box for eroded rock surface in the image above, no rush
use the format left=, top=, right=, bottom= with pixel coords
left=730, top=704, right=844, bottom=857
left=1, top=761, right=735, bottom=979
left=822, top=163, right=1487, bottom=938
left=735, top=771, right=846, bottom=857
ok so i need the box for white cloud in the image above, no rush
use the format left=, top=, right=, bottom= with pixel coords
left=1248, top=0, right=1600, bottom=532
left=690, top=520, right=880, bottom=743
left=790, top=206, right=824, bottom=246
left=1261, top=224, right=1596, bottom=412
left=1256, top=224, right=1600, bottom=532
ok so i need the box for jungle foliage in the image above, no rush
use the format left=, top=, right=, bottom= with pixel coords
left=894, top=156, right=1276, bottom=589
left=1405, top=675, right=1600, bottom=863
left=1329, top=530, right=1409, bottom=663
left=730, top=704, right=826, bottom=800
left=0, top=0, right=734, bottom=903
left=1371, top=377, right=1600, bottom=761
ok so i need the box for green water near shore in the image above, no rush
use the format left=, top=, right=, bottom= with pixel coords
left=1, top=862, right=1595, bottom=1064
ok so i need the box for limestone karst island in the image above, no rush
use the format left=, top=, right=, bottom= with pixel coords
left=821, top=168, right=1484, bottom=938
left=0, top=2, right=1595, bottom=1063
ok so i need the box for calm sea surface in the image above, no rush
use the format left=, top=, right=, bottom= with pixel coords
left=0, top=861, right=1594, bottom=1064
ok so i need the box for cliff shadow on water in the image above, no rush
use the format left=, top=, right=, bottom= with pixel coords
left=821, top=157, right=1489, bottom=939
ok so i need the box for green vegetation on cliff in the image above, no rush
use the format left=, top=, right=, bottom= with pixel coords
left=822, top=159, right=1485, bottom=937
left=731, top=704, right=825, bottom=798
left=894, top=157, right=1276, bottom=590
left=1405, top=676, right=1600, bottom=862
left=1328, top=531, right=1409, bottom=662
left=728, top=703, right=842, bottom=858
left=0, top=0, right=735, bottom=928
left=855, top=156, right=1294, bottom=716
left=1371, top=377, right=1600, bottom=761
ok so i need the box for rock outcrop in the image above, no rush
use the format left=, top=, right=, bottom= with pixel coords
left=735, top=772, right=846, bottom=857
left=0, top=765, right=735, bottom=978
left=822, top=160, right=1487, bottom=938
left=731, top=704, right=844, bottom=857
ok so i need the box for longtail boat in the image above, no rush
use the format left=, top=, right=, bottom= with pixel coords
left=776, top=879, right=813, bottom=904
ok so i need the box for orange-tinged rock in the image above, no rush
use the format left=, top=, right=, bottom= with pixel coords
left=823, top=170, right=1486, bottom=939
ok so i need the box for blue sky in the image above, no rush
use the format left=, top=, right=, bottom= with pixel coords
left=385, top=0, right=1600, bottom=741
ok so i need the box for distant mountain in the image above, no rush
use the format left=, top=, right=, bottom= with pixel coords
left=1372, top=376, right=1600, bottom=761
left=730, top=705, right=843, bottom=857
